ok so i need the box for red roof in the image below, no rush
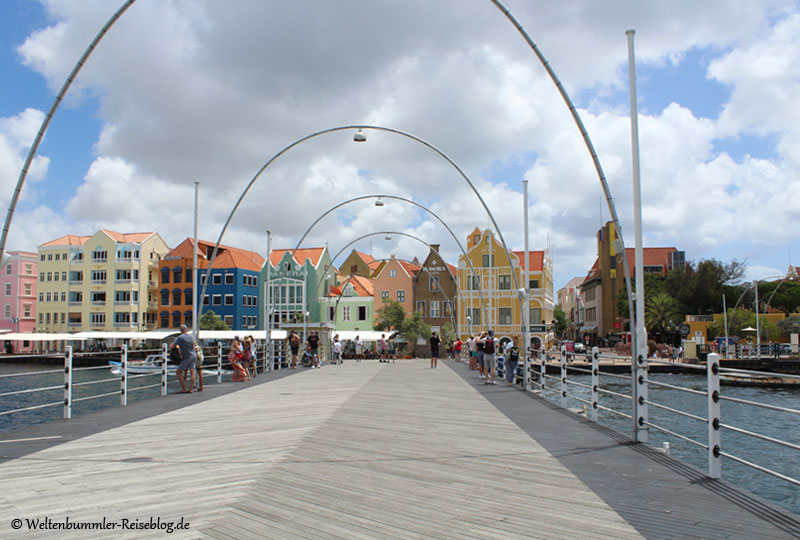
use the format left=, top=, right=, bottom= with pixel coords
left=101, top=230, right=155, bottom=243
left=165, top=238, right=264, bottom=271
left=622, top=247, right=677, bottom=273
left=512, top=250, right=544, bottom=271
left=39, top=234, right=90, bottom=247
left=270, top=247, right=325, bottom=267
left=581, top=258, right=600, bottom=286
left=357, top=251, right=374, bottom=264
left=399, top=260, right=421, bottom=277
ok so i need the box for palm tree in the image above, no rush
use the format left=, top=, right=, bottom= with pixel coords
left=645, top=293, right=681, bottom=339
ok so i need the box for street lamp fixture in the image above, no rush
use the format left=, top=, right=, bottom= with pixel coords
left=353, top=129, right=367, bottom=142
left=374, top=197, right=384, bottom=207
left=384, top=233, right=392, bottom=240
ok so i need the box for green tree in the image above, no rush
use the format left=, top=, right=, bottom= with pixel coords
left=644, top=293, right=681, bottom=340
left=758, top=281, right=800, bottom=314
left=400, top=311, right=431, bottom=355
left=199, top=310, right=230, bottom=330
left=374, top=300, right=406, bottom=331
left=616, top=273, right=666, bottom=319
left=708, top=308, right=780, bottom=341
left=665, top=259, right=746, bottom=315
left=552, top=305, right=569, bottom=339
left=439, top=322, right=456, bottom=349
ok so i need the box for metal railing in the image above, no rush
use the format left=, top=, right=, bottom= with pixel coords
left=518, top=346, right=799, bottom=492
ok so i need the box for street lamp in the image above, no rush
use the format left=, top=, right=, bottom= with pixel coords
left=353, top=129, right=367, bottom=142
left=374, top=197, right=384, bottom=207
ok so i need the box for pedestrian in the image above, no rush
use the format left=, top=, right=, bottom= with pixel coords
left=307, top=330, right=320, bottom=368
left=476, top=331, right=486, bottom=379
left=289, top=330, right=300, bottom=369
left=454, top=338, right=463, bottom=362
left=241, top=335, right=253, bottom=377
left=378, top=333, right=388, bottom=362
left=468, top=335, right=477, bottom=371
left=354, top=335, right=362, bottom=362
left=504, top=336, right=520, bottom=387
left=333, top=334, right=343, bottom=364
left=430, top=331, right=441, bottom=369
left=229, top=336, right=248, bottom=382
left=170, top=324, right=197, bottom=393
left=483, top=330, right=497, bottom=385
left=194, top=340, right=204, bottom=392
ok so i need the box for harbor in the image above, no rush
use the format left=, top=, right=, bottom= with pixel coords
left=1, top=358, right=798, bottom=539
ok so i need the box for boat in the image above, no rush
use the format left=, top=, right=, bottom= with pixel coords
left=109, top=354, right=175, bottom=375
left=720, top=372, right=800, bottom=388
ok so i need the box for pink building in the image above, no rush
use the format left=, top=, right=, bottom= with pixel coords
left=0, top=251, right=38, bottom=353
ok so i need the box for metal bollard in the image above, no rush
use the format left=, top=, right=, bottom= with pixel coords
left=707, top=352, right=721, bottom=478
left=121, top=345, right=128, bottom=406
left=63, top=346, right=73, bottom=419
left=161, top=343, right=168, bottom=396
left=560, top=346, right=567, bottom=408
left=591, top=346, right=599, bottom=422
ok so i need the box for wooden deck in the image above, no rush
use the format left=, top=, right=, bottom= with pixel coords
left=0, top=359, right=798, bottom=539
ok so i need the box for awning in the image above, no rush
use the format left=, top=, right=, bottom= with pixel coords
left=330, top=330, right=395, bottom=342
left=195, top=330, right=288, bottom=341
left=1, top=333, right=89, bottom=341
left=579, top=326, right=597, bottom=333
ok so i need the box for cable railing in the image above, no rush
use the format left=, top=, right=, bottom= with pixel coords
left=515, top=346, right=800, bottom=497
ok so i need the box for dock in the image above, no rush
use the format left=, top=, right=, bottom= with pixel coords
left=1, top=359, right=798, bottom=539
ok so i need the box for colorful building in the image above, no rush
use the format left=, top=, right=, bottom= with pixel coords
left=338, top=249, right=380, bottom=279
left=260, top=247, right=332, bottom=328
left=557, top=275, right=585, bottom=340
left=0, top=251, right=38, bottom=352
left=456, top=227, right=554, bottom=349
left=37, top=230, right=168, bottom=337
left=412, top=244, right=457, bottom=356
left=322, top=273, right=375, bottom=332
left=372, top=255, right=420, bottom=322
left=158, top=238, right=264, bottom=331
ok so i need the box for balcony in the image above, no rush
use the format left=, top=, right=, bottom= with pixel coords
left=91, top=300, right=106, bottom=306
left=69, top=280, right=83, bottom=286
left=68, top=301, right=82, bottom=306
left=91, top=280, right=107, bottom=285
left=90, top=320, right=105, bottom=328
left=68, top=321, right=82, bottom=328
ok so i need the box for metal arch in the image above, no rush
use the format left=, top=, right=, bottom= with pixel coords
left=198, top=124, right=521, bottom=327
left=313, top=231, right=484, bottom=331
left=0, top=0, right=136, bottom=265
left=287, top=192, right=487, bottom=327
left=327, top=256, right=461, bottom=336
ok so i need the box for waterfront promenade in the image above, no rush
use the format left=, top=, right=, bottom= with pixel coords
left=0, top=359, right=798, bottom=539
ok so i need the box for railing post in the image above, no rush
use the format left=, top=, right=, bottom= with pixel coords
left=560, top=345, right=567, bottom=408
left=217, top=342, right=222, bottom=384
left=63, top=346, right=73, bottom=419
left=591, top=346, right=599, bottom=422
left=120, top=345, right=127, bottom=406
left=633, top=348, right=649, bottom=443
left=707, top=352, right=722, bottom=479
left=540, top=354, right=546, bottom=393
left=161, top=343, right=168, bottom=396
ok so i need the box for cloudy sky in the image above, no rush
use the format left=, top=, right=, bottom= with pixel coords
left=1, top=0, right=798, bottom=291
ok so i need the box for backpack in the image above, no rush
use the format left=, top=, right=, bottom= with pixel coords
left=169, top=346, right=182, bottom=363
left=507, top=346, right=519, bottom=362
left=484, top=337, right=495, bottom=354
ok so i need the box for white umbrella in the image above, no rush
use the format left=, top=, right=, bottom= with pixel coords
left=741, top=327, right=757, bottom=332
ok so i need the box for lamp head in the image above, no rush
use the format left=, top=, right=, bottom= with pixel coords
left=384, top=233, right=392, bottom=240
left=374, top=198, right=384, bottom=207
left=353, top=129, right=367, bottom=142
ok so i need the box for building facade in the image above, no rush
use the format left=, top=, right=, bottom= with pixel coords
left=457, top=227, right=554, bottom=349
left=0, top=251, right=38, bottom=352
left=557, top=275, right=585, bottom=341
left=322, top=274, right=375, bottom=332
left=158, top=238, right=264, bottom=331
left=412, top=244, right=457, bottom=356
left=37, top=230, right=168, bottom=336
left=372, top=255, right=420, bottom=322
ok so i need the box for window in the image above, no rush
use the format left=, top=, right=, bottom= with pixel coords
left=70, top=271, right=82, bottom=283
left=60, top=292, right=66, bottom=302
left=224, top=315, right=233, bottom=326
left=499, top=307, right=512, bottom=324
left=186, top=268, right=193, bottom=282
left=482, top=254, right=493, bottom=267
left=389, top=269, right=396, bottom=278
left=212, top=295, right=221, bottom=305
left=416, top=301, right=425, bottom=316
left=4, top=304, right=10, bottom=317
left=242, top=315, right=248, bottom=328
left=212, top=274, right=222, bottom=285
left=25, top=264, right=32, bottom=275
left=224, top=294, right=233, bottom=305
left=203, top=295, right=209, bottom=306
left=173, top=266, right=182, bottom=283
left=172, top=289, right=181, bottom=305
left=381, top=291, right=389, bottom=301
left=397, top=290, right=405, bottom=303
left=39, top=293, right=44, bottom=302
left=430, top=300, right=440, bottom=318
left=90, top=291, right=106, bottom=305
left=45, top=313, right=50, bottom=323
left=585, top=307, right=597, bottom=322
left=342, top=306, right=351, bottom=321
left=40, top=254, right=45, bottom=261
left=46, top=292, right=51, bottom=302
left=242, top=296, right=248, bottom=306
left=161, top=267, right=170, bottom=284
left=115, top=291, right=130, bottom=303
left=184, top=289, right=192, bottom=305
left=5, top=264, right=10, bottom=275
left=225, top=273, right=234, bottom=285
left=161, top=289, right=170, bottom=305
left=243, top=275, right=249, bottom=286
left=473, top=234, right=480, bottom=244
left=584, top=287, right=596, bottom=301
left=329, top=306, right=335, bottom=321
left=92, top=247, right=107, bottom=262
left=39, top=272, right=44, bottom=282
left=160, top=312, right=169, bottom=328
left=468, top=308, right=481, bottom=325
left=443, top=301, right=452, bottom=318
left=23, top=304, right=31, bottom=317
left=499, top=275, right=511, bottom=290
left=4, top=284, right=10, bottom=295
left=54, top=272, right=59, bottom=281
left=172, top=312, right=182, bottom=328
left=90, top=270, right=106, bottom=283
left=199, top=273, right=207, bottom=285
left=24, top=283, right=31, bottom=296
left=358, top=306, right=367, bottom=321
left=47, top=253, right=53, bottom=261
left=55, top=253, right=60, bottom=261
left=530, top=307, right=542, bottom=325
left=529, top=279, right=539, bottom=289
left=61, top=312, right=65, bottom=324
left=61, top=271, right=67, bottom=281
left=46, top=272, right=52, bottom=281
left=468, top=275, right=480, bottom=290
left=429, top=275, right=440, bottom=292
left=90, top=313, right=105, bottom=327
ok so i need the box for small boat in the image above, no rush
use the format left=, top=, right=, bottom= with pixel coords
left=109, top=354, right=175, bottom=375
left=720, top=372, right=800, bottom=388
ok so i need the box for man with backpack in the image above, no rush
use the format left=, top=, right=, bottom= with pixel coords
left=504, top=336, right=520, bottom=386
left=482, top=330, right=497, bottom=385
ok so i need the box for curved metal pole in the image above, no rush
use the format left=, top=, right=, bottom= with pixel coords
left=490, top=0, right=636, bottom=358
left=288, top=193, right=486, bottom=329
left=314, top=231, right=481, bottom=330
left=329, top=256, right=462, bottom=335
left=0, top=0, right=136, bottom=266
left=199, top=124, right=520, bottom=327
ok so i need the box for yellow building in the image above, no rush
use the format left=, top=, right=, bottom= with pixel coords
left=37, top=230, right=169, bottom=336
left=457, top=227, right=554, bottom=349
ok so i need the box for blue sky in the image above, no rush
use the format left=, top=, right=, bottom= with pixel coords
left=0, top=0, right=798, bottom=292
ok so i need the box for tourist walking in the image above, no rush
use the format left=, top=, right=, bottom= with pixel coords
left=430, top=331, right=441, bottom=369
left=170, top=324, right=197, bottom=393
left=468, top=335, right=477, bottom=371
left=307, top=331, right=320, bottom=368
left=454, top=338, right=463, bottom=362
left=333, top=335, right=343, bottom=364
left=289, top=330, right=300, bottom=369
left=504, top=336, right=520, bottom=386
left=241, top=336, right=253, bottom=377
left=476, top=331, right=486, bottom=379
left=230, top=335, right=248, bottom=382
left=378, top=334, right=388, bottom=363
left=483, top=330, right=497, bottom=384
left=194, top=340, right=204, bottom=392
left=354, top=335, right=363, bottom=361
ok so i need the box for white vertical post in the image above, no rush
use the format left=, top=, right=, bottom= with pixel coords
left=707, top=352, right=722, bottom=478
left=63, top=346, right=73, bottom=419
left=560, top=345, right=567, bottom=408
left=265, top=229, right=272, bottom=372
left=540, top=354, right=546, bottom=392
left=192, top=181, right=199, bottom=340
left=722, top=294, right=728, bottom=359
left=522, top=179, right=531, bottom=392
left=754, top=280, right=761, bottom=360
left=161, top=343, right=168, bottom=396
left=627, top=29, right=648, bottom=443
left=216, top=342, right=222, bottom=383
left=120, top=344, right=127, bottom=406
left=591, top=346, right=600, bottom=422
